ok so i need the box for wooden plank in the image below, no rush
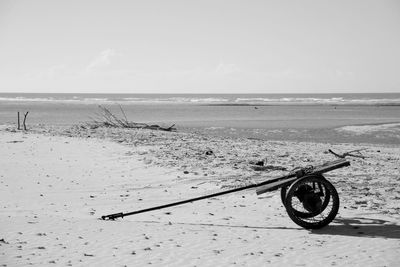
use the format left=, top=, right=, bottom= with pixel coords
left=256, top=177, right=297, bottom=195
left=312, top=159, right=350, bottom=174
left=255, top=159, right=350, bottom=195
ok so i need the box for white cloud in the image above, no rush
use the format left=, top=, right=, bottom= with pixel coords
left=84, top=49, right=117, bottom=74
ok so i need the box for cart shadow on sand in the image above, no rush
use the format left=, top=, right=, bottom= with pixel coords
left=310, top=217, right=400, bottom=239
left=134, top=220, right=299, bottom=231
left=135, top=217, right=400, bottom=239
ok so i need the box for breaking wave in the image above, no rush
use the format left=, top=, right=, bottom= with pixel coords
left=1, top=94, right=400, bottom=105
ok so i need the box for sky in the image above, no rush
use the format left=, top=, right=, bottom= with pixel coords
left=0, top=0, right=399, bottom=94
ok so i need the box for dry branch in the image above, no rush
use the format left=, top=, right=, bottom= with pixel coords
left=87, top=105, right=176, bottom=132
left=17, top=112, right=21, bottom=130
left=23, top=112, right=29, bottom=130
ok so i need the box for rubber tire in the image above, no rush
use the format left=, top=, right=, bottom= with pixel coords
left=280, top=186, right=288, bottom=206
left=284, top=175, right=339, bottom=229
left=281, top=176, right=331, bottom=219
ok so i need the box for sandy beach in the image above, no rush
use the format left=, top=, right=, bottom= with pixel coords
left=1, top=125, right=399, bottom=266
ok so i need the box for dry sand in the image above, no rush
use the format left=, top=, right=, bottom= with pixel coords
left=1, top=125, right=399, bottom=266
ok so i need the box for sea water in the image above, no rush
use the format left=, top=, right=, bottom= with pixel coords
left=1, top=93, right=399, bottom=144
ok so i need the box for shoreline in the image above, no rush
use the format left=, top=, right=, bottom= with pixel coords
left=1, top=125, right=399, bottom=266
left=3, top=119, right=400, bottom=146
left=1, top=101, right=399, bottom=146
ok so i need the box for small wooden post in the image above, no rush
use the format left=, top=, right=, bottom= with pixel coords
left=17, top=112, right=21, bottom=130
left=23, top=111, right=29, bottom=131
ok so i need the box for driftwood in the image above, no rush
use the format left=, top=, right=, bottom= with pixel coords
left=17, top=112, right=21, bottom=130
left=251, top=165, right=287, bottom=171
left=328, top=149, right=365, bottom=159
left=88, top=105, right=176, bottom=132
left=23, top=112, right=29, bottom=130
left=17, top=111, right=29, bottom=130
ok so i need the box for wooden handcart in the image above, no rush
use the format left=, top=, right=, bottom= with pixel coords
left=101, top=149, right=365, bottom=229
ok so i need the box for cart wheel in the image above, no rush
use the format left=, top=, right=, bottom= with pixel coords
left=284, top=175, right=339, bottom=229
left=281, top=177, right=331, bottom=219
left=280, top=186, right=288, bottom=206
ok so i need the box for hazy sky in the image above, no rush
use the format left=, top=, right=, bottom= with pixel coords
left=1, top=0, right=399, bottom=94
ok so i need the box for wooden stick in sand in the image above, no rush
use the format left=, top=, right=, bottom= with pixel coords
left=17, top=112, right=21, bottom=130
left=23, top=111, right=29, bottom=131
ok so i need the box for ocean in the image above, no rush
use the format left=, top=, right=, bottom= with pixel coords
left=1, top=93, right=400, bottom=144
